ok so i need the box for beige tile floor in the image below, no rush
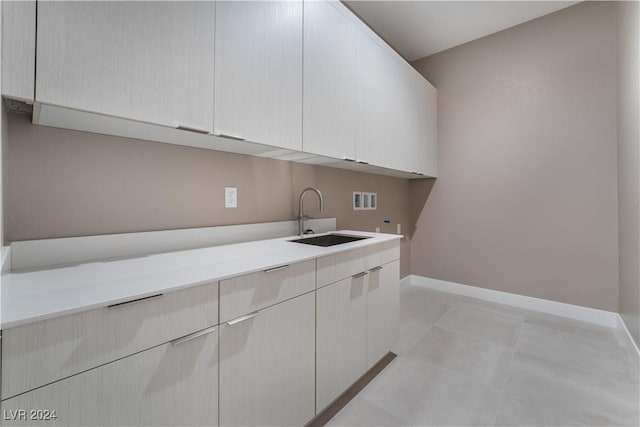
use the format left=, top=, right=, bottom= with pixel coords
left=327, top=284, right=640, bottom=427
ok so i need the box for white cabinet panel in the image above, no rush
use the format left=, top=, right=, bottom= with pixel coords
left=303, top=0, right=356, bottom=159
left=36, top=1, right=215, bottom=131
left=367, top=260, right=400, bottom=368
left=1, top=0, right=35, bottom=101
left=405, top=68, right=438, bottom=176
left=317, top=246, right=369, bottom=288
left=2, top=281, right=218, bottom=399
left=215, top=1, right=302, bottom=150
left=1, top=328, right=219, bottom=426
left=219, top=292, right=315, bottom=426
left=355, top=31, right=408, bottom=171
left=316, top=274, right=367, bottom=411
left=219, top=259, right=315, bottom=322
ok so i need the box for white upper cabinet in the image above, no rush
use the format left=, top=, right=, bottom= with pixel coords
left=355, top=30, right=409, bottom=171
left=355, top=25, right=438, bottom=176
left=405, top=67, right=438, bottom=176
left=35, top=1, right=215, bottom=132
left=215, top=1, right=303, bottom=150
left=2, top=0, right=36, bottom=102
left=303, top=0, right=356, bottom=160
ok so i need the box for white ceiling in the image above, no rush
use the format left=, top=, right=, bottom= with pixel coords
left=345, top=1, right=580, bottom=61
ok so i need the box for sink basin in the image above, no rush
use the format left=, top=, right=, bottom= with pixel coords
left=289, top=233, right=371, bottom=247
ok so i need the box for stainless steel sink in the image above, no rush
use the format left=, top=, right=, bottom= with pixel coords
left=289, top=233, right=370, bottom=247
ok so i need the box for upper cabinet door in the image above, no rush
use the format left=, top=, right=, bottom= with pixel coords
left=36, top=1, right=215, bottom=132
left=303, top=0, right=356, bottom=160
left=215, top=1, right=303, bottom=150
left=355, top=31, right=409, bottom=170
left=405, top=68, right=438, bottom=177
left=2, top=0, right=36, bottom=102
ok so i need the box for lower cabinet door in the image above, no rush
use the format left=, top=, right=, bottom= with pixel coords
left=219, top=292, right=315, bottom=426
left=367, top=260, right=400, bottom=368
left=316, top=274, right=367, bottom=412
left=1, top=328, right=219, bottom=426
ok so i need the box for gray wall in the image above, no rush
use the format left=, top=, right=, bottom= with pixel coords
left=5, top=113, right=411, bottom=276
left=616, top=1, right=640, bottom=346
left=411, top=2, right=619, bottom=312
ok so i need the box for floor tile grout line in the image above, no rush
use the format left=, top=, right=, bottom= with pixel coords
left=400, top=349, right=514, bottom=393
left=500, top=392, right=588, bottom=426
left=447, top=298, right=528, bottom=322
left=509, top=348, right=639, bottom=400
left=411, top=285, right=636, bottom=384
left=515, top=323, right=636, bottom=384
left=432, top=320, right=523, bottom=350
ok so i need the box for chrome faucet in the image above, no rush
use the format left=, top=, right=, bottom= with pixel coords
left=297, top=187, right=324, bottom=236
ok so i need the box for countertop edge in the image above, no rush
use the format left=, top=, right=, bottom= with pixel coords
left=1, top=231, right=402, bottom=329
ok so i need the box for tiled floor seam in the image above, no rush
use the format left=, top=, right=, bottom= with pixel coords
left=432, top=322, right=523, bottom=351
left=402, top=351, right=512, bottom=393
left=512, top=330, right=637, bottom=387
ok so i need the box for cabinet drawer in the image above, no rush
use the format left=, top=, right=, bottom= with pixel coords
left=1, top=281, right=218, bottom=399
left=366, top=240, right=401, bottom=268
left=1, top=326, right=218, bottom=426
left=219, top=259, right=315, bottom=323
left=317, top=240, right=400, bottom=288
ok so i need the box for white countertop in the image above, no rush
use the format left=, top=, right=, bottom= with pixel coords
left=0, top=230, right=401, bottom=329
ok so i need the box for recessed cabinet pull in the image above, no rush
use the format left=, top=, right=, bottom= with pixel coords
left=352, top=271, right=369, bottom=279
left=369, top=266, right=383, bottom=272
left=356, top=159, right=369, bottom=165
left=226, top=311, right=261, bottom=326
left=171, top=326, right=217, bottom=346
left=174, top=122, right=210, bottom=134
left=107, top=294, right=163, bottom=309
left=342, top=157, right=356, bottom=162
left=213, top=130, right=246, bottom=141
left=263, top=264, right=290, bottom=273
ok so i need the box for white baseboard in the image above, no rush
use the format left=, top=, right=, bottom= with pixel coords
left=617, top=315, right=640, bottom=378
left=400, top=275, right=412, bottom=287
left=407, top=275, right=619, bottom=328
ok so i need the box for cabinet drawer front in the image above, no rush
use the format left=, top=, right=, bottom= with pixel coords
left=1, top=328, right=218, bottom=426
left=1, top=281, right=218, bottom=399
left=219, top=292, right=315, bottom=426
left=366, top=240, right=401, bottom=268
left=317, top=247, right=369, bottom=288
left=317, top=240, right=400, bottom=288
left=219, top=259, right=315, bottom=323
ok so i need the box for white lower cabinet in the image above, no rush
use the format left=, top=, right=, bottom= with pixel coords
left=316, top=273, right=368, bottom=412
left=1, top=328, right=219, bottom=426
left=0, top=240, right=400, bottom=426
left=367, top=260, right=400, bottom=368
left=219, top=292, right=315, bottom=426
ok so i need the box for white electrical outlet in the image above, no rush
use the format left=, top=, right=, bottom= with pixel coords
left=375, top=227, right=380, bottom=233
left=369, top=193, right=377, bottom=210
left=397, top=223, right=401, bottom=234
left=225, top=187, right=237, bottom=208
left=353, top=192, right=362, bottom=210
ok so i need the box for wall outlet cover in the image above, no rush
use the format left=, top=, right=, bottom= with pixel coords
left=353, top=192, right=362, bottom=210
left=225, top=187, right=237, bottom=208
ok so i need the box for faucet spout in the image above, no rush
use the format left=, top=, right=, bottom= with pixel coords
left=298, top=187, right=324, bottom=236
